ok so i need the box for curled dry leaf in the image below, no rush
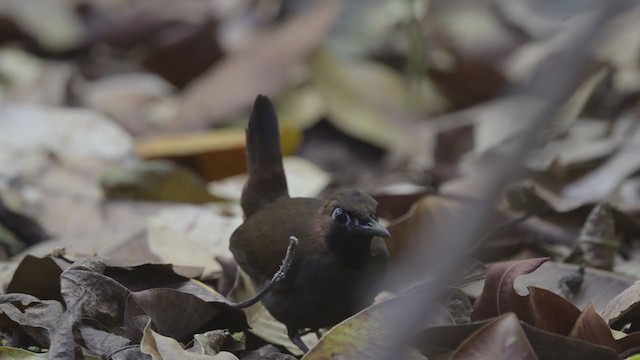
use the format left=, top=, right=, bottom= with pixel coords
left=416, top=316, right=620, bottom=360
left=134, top=124, right=301, bottom=181
left=0, top=293, right=63, bottom=348
left=146, top=204, right=243, bottom=276
left=100, top=160, right=225, bottom=204
left=569, top=304, right=620, bottom=352
left=463, top=261, right=635, bottom=312
left=562, top=124, right=640, bottom=203
left=141, top=19, right=224, bottom=89
left=6, top=255, right=65, bottom=302
left=175, top=1, right=340, bottom=130
left=308, top=47, right=412, bottom=150
left=602, top=281, right=640, bottom=329
left=472, top=257, right=582, bottom=335
left=2, top=256, right=247, bottom=358
left=451, top=313, right=538, bottom=360
left=386, top=192, right=474, bottom=261
left=210, top=156, right=331, bottom=202
left=303, top=296, right=411, bottom=360
left=124, top=287, right=247, bottom=343
left=140, top=318, right=239, bottom=360
left=0, top=346, right=100, bottom=359
left=565, top=203, right=618, bottom=270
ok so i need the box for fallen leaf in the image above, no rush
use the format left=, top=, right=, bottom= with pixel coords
left=308, top=47, right=412, bottom=150
left=210, top=156, right=331, bottom=201
left=100, top=160, right=225, bottom=204
left=569, top=304, right=620, bottom=352
left=451, top=313, right=538, bottom=360
left=0, top=47, right=73, bottom=105
left=471, top=258, right=582, bottom=335
left=303, top=296, right=408, bottom=360
left=511, top=261, right=634, bottom=312
left=0, top=293, right=63, bottom=348
left=0, top=0, right=83, bottom=52
left=175, top=1, right=340, bottom=130
left=140, top=318, right=239, bottom=360
left=0, top=346, right=100, bottom=359
left=416, top=318, right=620, bottom=360
left=134, top=124, right=301, bottom=181
left=563, top=124, right=640, bottom=203
left=141, top=20, right=224, bottom=88
left=0, top=105, right=133, bottom=163
left=146, top=204, right=243, bottom=275
left=6, top=255, right=65, bottom=302
left=602, top=281, right=640, bottom=329
left=124, top=287, right=247, bottom=343
left=565, top=203, right=618, bottom=271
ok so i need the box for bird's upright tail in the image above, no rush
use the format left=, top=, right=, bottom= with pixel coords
left=240, top=95, right=289, bottom=217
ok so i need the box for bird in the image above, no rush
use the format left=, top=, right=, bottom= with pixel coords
left=229, top=95, right=390, bottom=352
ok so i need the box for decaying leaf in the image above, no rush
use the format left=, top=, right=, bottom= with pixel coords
left=416, top=317, right=620, bottom=360
left=6, top=255, right=65, bottom=302
left=303, top=296, right=408, bottom=360
left=0, top=346, right=100, bottom=359
left=565, top=203, right=618, bottom=270
left=602, top=281, right=640, bottom=329
left=146, top=204, right=242, bottom=276
left=134, top=124, right=301, bottom=181
left=451, top=313, right=538, bottom=360
left=464, top=260, right=635, bottom=313
left=1, top=255, right=247, bottom=357
left=140, top=318, right=239, bottom=360
left=175, top=1, right=340, bottom=129
left=472, top=258, right=582, bottom=335
left=100, top=160, right=226, bottom=204
left=0, top=293, right=63, bottom=348
left=308, top=48, right=411, bottom=151
left=562, top=124, right=640, bottom=203
left=569, top=304, right=620, bottom=352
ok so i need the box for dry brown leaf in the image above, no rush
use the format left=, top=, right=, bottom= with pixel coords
left=147, top=204, right=243, bottom=276
left=602, top=281, right=640, bottom=328
left=472, top=258, right=583, bottom=336
left=308, top=48, right=412, bottom=150
left=569, top=304, right=620, bottom=352
left=210, top=156, right=331, bottom=201
left=175, top=1, right=340, bottom=130
left=134, top=124, right=301, bottom=181
left=140, top=317, right=240, bottom=360
left=452, top=313, right=538, bottom=360
left=0, top=0, right=83, bottom=51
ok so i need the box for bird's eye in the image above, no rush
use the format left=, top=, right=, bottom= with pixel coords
left=332, top=207, right=350, bottom=225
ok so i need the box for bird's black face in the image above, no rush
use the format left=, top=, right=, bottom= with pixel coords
left=331, top=207, right=390, bottom=238
left=322, top=190, right=390, bottom=267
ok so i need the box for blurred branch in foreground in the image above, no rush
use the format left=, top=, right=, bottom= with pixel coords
left=374, top=1, right=634, bottom=358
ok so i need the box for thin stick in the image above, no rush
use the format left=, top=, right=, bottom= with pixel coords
left=231, top=236, right=298, bottom=308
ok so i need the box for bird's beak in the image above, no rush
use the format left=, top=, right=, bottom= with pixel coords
left=359, top=219, right=391, bottom=238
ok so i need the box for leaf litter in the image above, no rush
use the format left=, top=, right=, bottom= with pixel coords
left=3, top=0, right=640, bottom=359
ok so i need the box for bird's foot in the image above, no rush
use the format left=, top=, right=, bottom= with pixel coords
left=288, top=328, right=309, bottom=353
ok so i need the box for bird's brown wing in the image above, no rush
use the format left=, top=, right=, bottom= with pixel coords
left=230, top=197, right=324, bottom=287
left=241, top=95, right=289, bottom=218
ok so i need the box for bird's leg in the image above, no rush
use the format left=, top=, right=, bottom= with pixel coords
left=288, top=327, right=309, bottom=353
left=298, top=328, right=322, bottom=339
left=230, top=236, right=299, bottom=308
